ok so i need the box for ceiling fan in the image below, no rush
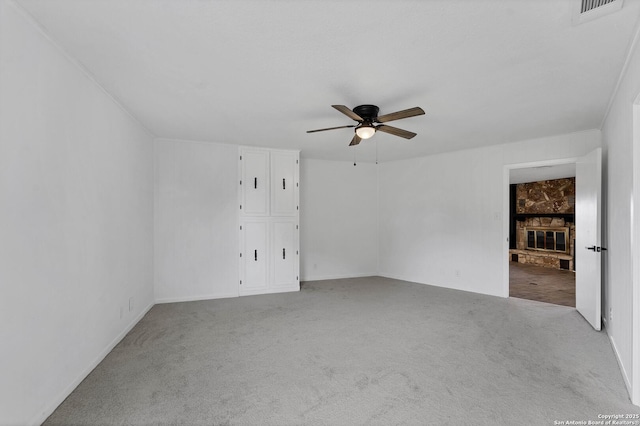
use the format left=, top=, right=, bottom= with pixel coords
left=306, top=104, right=425, bottom=146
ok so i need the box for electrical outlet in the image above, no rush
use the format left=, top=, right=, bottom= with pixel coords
left=129, top=297, right=134, bottom=312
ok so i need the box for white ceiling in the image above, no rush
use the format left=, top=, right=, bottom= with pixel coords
left=15, top=0, right=640, bottom=162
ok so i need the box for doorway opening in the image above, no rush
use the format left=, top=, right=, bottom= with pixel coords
left=507, top=164, right=576, bottom=307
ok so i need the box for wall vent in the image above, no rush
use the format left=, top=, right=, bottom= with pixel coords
left=573, top=0, right=623, bottom=25
left=581, top=0, right=616, bottom=13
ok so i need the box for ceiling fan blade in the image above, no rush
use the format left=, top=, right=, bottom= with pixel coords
left=376, top=107, right=425, bottom=123
left=349, top=134, right=362, bottom=146
left=306, top=125, right=356, bottom=133
left=332, top=105, right=363, bottom=122
left=376, top=124, right=417, bottom=139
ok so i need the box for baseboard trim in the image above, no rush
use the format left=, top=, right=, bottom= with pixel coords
left=377, top=272, right=425, bottom=285
left=301, top=272, right=377, bottom=282
left=607, top=329, right=633, bottom=400
left=240, top=286, right=300, bottom=297
left=378, top=272, right=504, bottom=298
left=155, top=293, right=238, bottom=304
left=31, top=301, right=154, bottom=426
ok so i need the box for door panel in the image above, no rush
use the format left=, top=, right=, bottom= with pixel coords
left=241, top=220, right=268, bottom=293
left=271, top=220, right=298, bottom=289
left=271, top=151, right=297, bottom=216
left=576, top=148, right=602, bottom=330
left=242, top=150, right=269, bottom=216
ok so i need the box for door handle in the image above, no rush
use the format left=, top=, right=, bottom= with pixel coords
left=283, top=178, right=286, bottom=190
left=283, top=248, right=286, bottom=259
left=254, top=250, right=257, bottom=261
left=586, top=246, right=607, bottom=252
left=254, top=177, right=257, bottom=189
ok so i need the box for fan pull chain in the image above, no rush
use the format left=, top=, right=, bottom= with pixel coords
left=353, top=148, right=357, bottom=166
left=376, top=139, right=378, bottom=165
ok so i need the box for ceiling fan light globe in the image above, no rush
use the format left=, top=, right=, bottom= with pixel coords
left=356, top=126, right=375, bottom=139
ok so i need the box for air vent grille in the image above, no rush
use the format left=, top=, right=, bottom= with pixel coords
left=581, top=0, right=616, bottom=13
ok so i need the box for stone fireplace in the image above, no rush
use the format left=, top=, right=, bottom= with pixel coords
left=509, top=177, right=575, bottom=271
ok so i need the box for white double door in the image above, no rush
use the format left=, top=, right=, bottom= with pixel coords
left=241, top=149, right=297, bottom=217
left=241, top=218, right=298, bottom=295
left=239, top=147, right=299, bottom=296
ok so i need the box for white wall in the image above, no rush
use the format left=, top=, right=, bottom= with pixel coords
left=154, top=138, right=239, bottom=302
left=378, top=130, right=600, bottom=297
left=0, top=2, right=154, bottom=425
left=154, top=152, right=378, bottom=297
left=601, top=25, right=640, bottom=402
left=300, top=159, right=378, bottom=281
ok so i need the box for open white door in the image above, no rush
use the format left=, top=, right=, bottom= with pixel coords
left=575, top=148, right=602, bottom=330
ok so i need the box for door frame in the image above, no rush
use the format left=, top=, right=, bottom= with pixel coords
left=502, top=157, right=579, bottom=298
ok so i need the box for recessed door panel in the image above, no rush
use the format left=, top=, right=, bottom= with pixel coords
left=241, top=220, right=268, bottom=293
left=271, top=220, right=297, bottom=288
left=271, top=151, right=297, bottom=216
left=242, top=150, right=269, bottom=216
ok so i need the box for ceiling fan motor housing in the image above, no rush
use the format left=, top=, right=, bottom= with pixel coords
left=353, top=104, right=379, bottom=121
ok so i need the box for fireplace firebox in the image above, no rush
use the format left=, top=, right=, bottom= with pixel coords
left=525, top=227, right=570, bottom=254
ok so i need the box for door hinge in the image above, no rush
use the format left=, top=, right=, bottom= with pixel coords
left=240, top=204, right=242, bottom=210
left=240, top=180, right=242, bottom=185
left=296, top=225, right=298, bottom=230
left=240, top=280, right=242, bottom=285
left=296, top=250, right=299, bottom=255
left=296, top=159, right=299, bottom=164
left=240, top=225, right=242, bottom=230
left=297, top=206, right=299, bottom=210
left=240, top=155, right=242, bottom=160
left=296, top=276, right=299, bottom=280
left=240, top=253, right=242, bottom=257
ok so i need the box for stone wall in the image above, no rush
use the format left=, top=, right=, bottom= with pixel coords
left=510, top=178, right=575, bottom=271
left=516, top=177, right=575, bottom=214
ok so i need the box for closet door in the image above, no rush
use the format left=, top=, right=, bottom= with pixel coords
left=270, top=151, right=298, bottom=216
left=271, top=219, right=298, bottom=290
left=241, top=150, right=269, bottom=216
left=240, top=219, right=268, bottom=295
